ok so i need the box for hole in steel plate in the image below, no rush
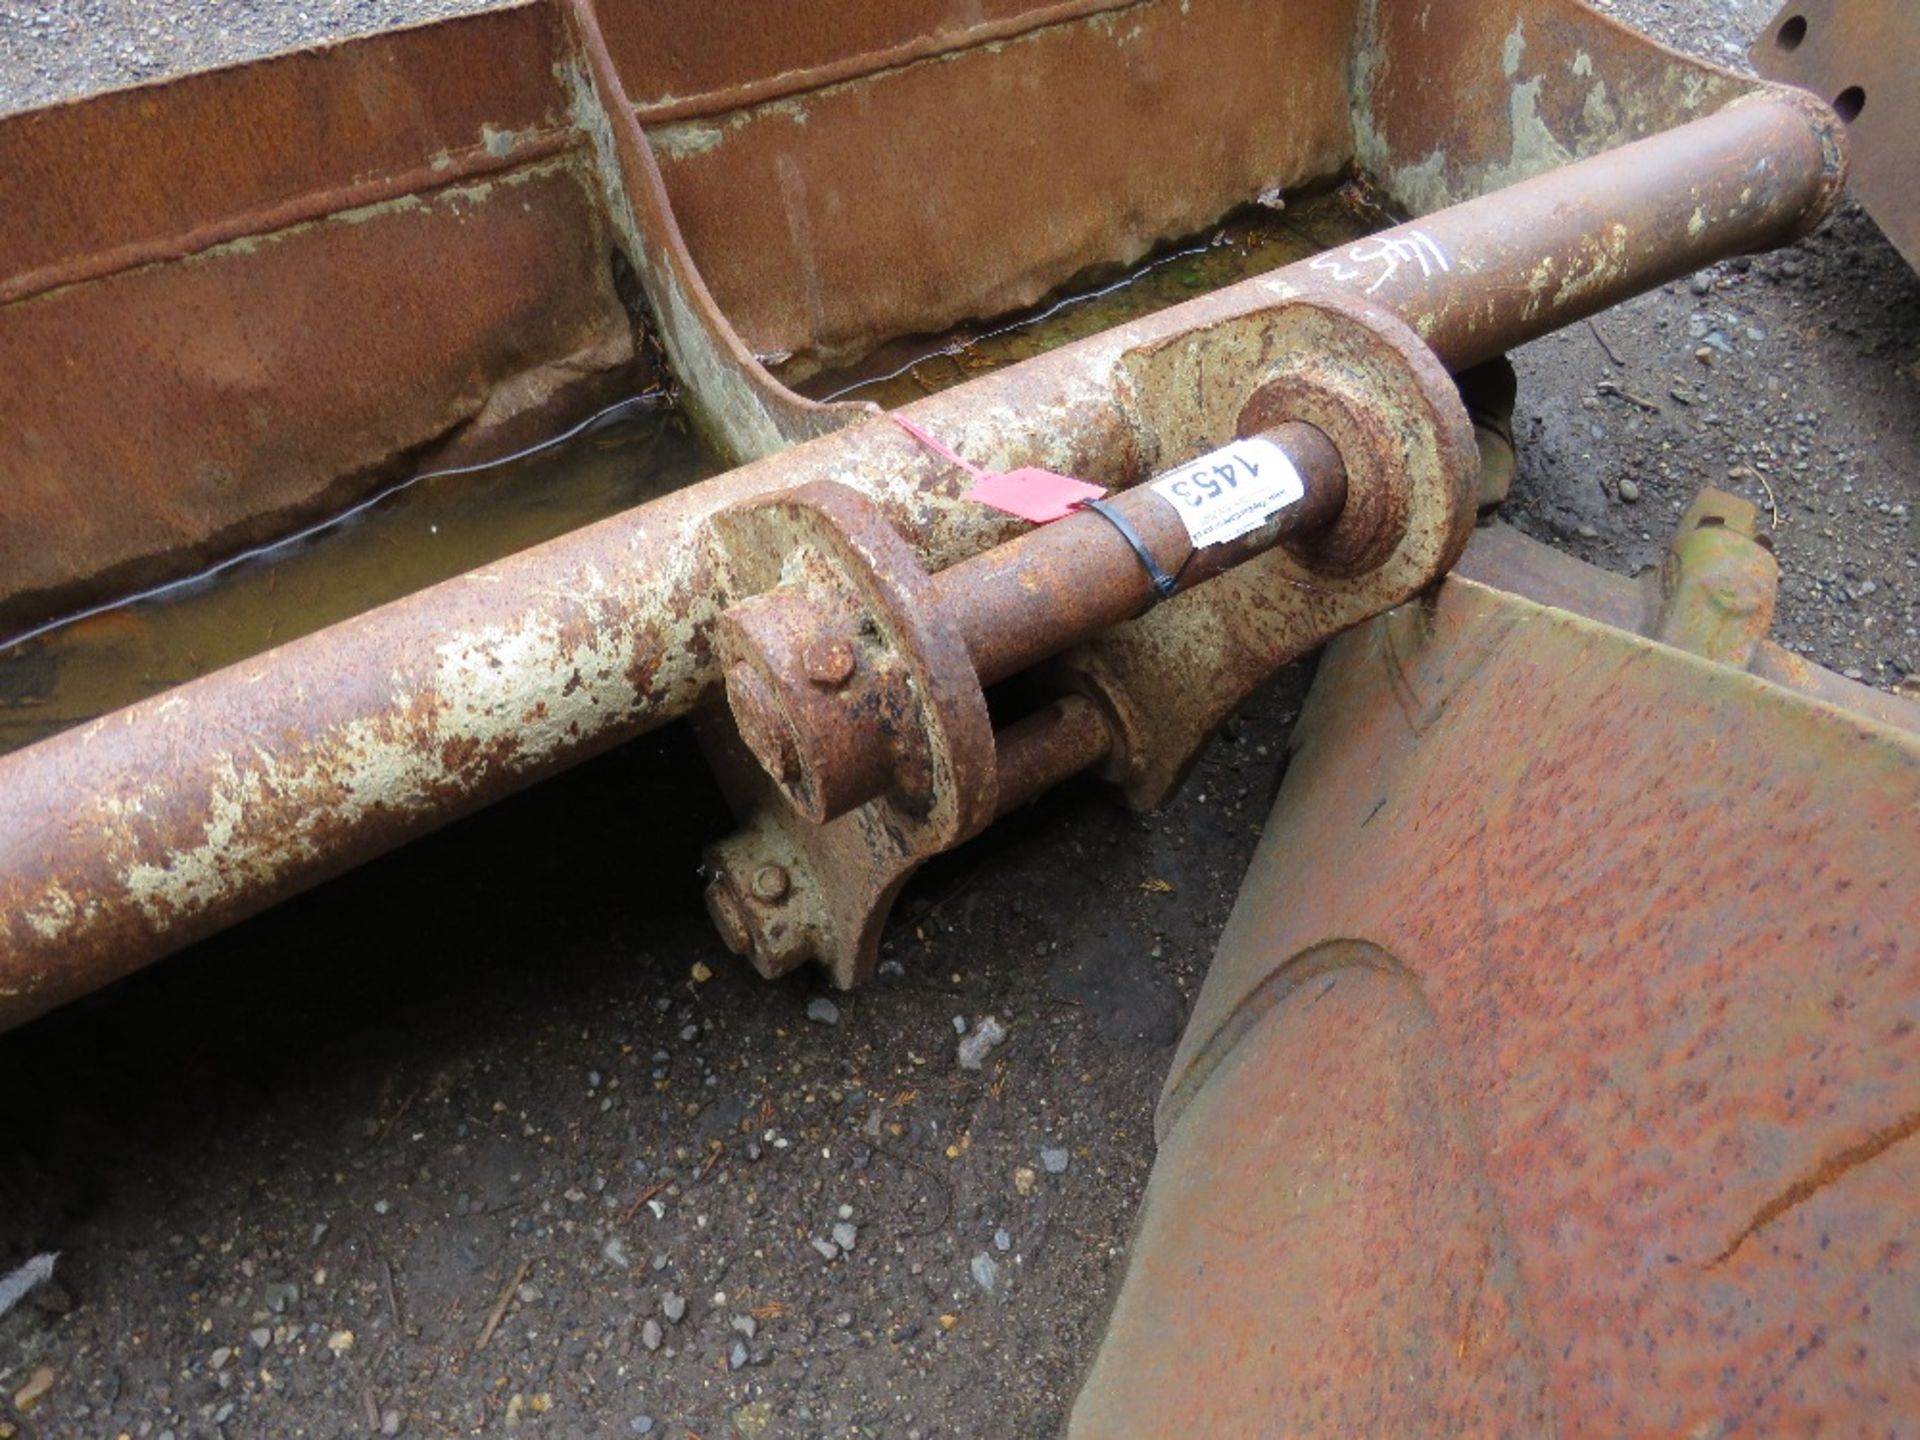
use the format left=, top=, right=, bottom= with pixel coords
left=1775, top=15, right=1808, bottom=51
left=1833, top=86, right=1866, bottom=122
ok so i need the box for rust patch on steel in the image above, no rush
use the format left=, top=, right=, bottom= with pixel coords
left=1709, top=1107, right=1920, bottom=1269
left=1351, top=0, right=1754, bottom=214
left=1079, top=943, right=1562, bottom=1433
left=0, top=3, right=669, bottom=627
left=645, top=0, right=1356, bottom=373
left=555, top=0, right=868, bottom=459
left=0, top=161, right=637, bottom=630
left=0, top=3, right=575, bottom=302
left=710, top=480, right=998, bottom=834
left=1457, top=521, right=1920, bottom=734
left=0, top=0, right=1841, bottom=621
left=936, top=421, right=1347, bottom=690
left=1324, top=89, right=1848, bottom=371
left=1073, top=559, right=1920, bottom=1434
left=638, top=0, right=1803, bottom=374
left=1060, top=289, right=1478, bottom=808
left=694, top=370, right=1368, bottom=985
left=990, top=695, right=1112, bottom=815
left=699, top=688, right=1115, bottom=988
left=608, top=0, right=1139, bottom=124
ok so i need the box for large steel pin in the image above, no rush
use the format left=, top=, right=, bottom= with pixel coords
left=718, top=422, right=1347, bottom=825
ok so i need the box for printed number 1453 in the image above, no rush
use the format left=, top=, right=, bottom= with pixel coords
left=1164, top=453, right=1260, bottom=508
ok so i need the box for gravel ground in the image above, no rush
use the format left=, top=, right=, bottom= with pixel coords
left=0, top=1, right=485, bottom=110
left=1, top=3, right=1915, bottom=1439
left=1500, top=5, right=1919, bottom=688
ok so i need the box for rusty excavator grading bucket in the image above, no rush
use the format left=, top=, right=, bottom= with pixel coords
left=1068, top=504, right=1920, bottom=1433
left=1, top=1, right=1915, bottom=1427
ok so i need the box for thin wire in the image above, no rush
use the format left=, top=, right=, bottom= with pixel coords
left=0, top=392, right=667, bottom=656
left=814, top=240, right=1220, bottom=403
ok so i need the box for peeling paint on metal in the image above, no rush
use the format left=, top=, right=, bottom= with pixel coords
left=557, top=52, right=791, bottom=461
left=1349, top=0, right=1751, bottom=217
left=1501, top=17, right=1527, bottom=79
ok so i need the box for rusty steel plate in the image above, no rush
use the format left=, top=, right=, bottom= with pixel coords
left=0, top=4, right=632, bottom=627
left=0, top=163, right=634, bottom=630
left=1353, top=0, right=1756, bottom=215
left=1072, top=575, right=1920, bottom=1435
left=634, top=0, right=1773, bottom=374
left=1753, top=0, right=1917, bottom=271
left=641, top=0, right=1355, bottom=374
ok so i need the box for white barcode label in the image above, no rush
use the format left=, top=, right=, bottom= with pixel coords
left=1148, top=437, right=1305, bottom=548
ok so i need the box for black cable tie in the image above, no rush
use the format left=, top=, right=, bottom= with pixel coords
left=1074, top=498, right=1181, bottom=606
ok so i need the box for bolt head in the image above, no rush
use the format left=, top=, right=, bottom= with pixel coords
left=802, top=636, right=857, bottom=688
left=750, top=864, right=792, bottom=904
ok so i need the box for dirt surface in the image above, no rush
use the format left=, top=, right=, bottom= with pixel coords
left=1, top=2, right=1916, bottom=1439
left=0, top=710, right=1297, bottom=1440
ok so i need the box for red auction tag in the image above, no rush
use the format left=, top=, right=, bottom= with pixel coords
left=893, top=415, right=1105, bottom=523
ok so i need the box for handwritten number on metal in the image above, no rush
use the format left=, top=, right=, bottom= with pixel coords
left=1309, top=230, right=1451, bottom=294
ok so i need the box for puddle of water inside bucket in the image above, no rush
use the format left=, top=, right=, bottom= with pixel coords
left=784, top=184, right=1389, bottom=408
left=0, top=406, right=718, bottom=756
left=0, top=183, right=1387, bottom=757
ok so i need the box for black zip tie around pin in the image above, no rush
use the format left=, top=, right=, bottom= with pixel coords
left=1073, top=497, right=1182, bottom=607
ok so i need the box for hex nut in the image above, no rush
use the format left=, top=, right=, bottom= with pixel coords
left=803, top=636, right=857, bottom=688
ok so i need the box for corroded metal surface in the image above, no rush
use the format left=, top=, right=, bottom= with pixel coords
left=0, top=0, right=1826, bottom=621
left=0, top=162, right=636, bottom=632
left=0, top=283, right=1124, bottom=1030
left=1353, top=0, right=1753, bottom=214
left=1753, top=0, right=1915, bottom=270
left=988, top=696, right=1112, bottom=817
left=0, top=0, right=1812, bottom=624
left=711, top=480, right=998, bottom=835
left=0, top=0, right=878, bottom=628
left=0, top=4, right=568, bottom=302
left=1071, top=537, right=1920, bottom=1435
left=936, top=422, right=1348, bottom=691
left=694, top=294, right=1457, bottom=985
left=0, top=93, right=1850, bottom=1030
left=639, top=0, right=1356, bottom=374
left=0, top=4, right=639, bottom=628
left=633, top=0, right=1785, bottom=375
left=698, top=689, right=1111, bottom=989
left=714, top=416, right=1347, bottom=831
left=609, top=0, right=1140, bottom=124
left=1060, top=291, right=1478, bottom=809
left=554, top=0, right=866, bottom=459
left=1329, top=86, right=1848, bottom=372
left=1456, top=520, right=1920, bottom=734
